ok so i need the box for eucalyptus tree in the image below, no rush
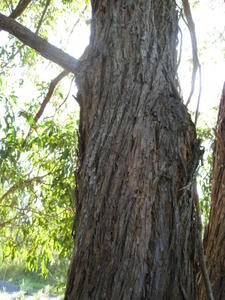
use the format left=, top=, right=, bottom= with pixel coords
left=0, top=0, right=214, bottom=299
left=64, top=1, right=203, bottom=298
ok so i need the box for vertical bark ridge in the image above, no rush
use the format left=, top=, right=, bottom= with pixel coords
left=66, top=1, right=199, bottom=299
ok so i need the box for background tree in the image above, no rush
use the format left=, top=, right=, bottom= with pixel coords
left=198, top=84, right=225, bottom=300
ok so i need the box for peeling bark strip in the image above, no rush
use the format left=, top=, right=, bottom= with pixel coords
left=199, top=84, right=225, bottom=300
left=0, top=13, right=79, bottom=73
left=65, top=1, right=201, bottom=299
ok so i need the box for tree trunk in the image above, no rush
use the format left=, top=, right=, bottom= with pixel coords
left=65, top=1, right=201, bottom=299
left=199, top=84, right=225, bottom=300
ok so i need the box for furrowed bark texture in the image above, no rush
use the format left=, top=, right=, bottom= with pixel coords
left=199, top=84, right=225, bottom=300
left=66, top=1, right=200, bottom=299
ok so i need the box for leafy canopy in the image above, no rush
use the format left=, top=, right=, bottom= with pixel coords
left=0, top=0, right=89, bottom=277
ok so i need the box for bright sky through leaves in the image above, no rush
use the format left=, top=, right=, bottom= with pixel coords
left=179, top=0, right=225, bottom=120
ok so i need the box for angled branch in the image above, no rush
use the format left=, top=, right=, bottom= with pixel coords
left=4, top=0, right=13, bottom=12
left=56, top=74, right=75, bottom=112
left=0, top=13, right=80, bottom=73
left=0, top=216, right=18, bottom=228
left=182, top=0, right=201, bottom=108
left=35, top=70, right=69, bottom=123
left=0, top=174, right=50, bottom=203
left=1, top=0, right=51, bottom=71
left=9, top=0, right=32, bottom=19
left=35, top=0, right=51, bottom=34
left=24, top=70, right=69, bottom=138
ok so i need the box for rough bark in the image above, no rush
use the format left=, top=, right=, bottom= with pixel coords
left=199, top=84, right=225, bottom=300
left=65, top=1, right=201, bottom=299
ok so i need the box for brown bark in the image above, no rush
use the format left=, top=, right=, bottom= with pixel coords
left=24, top=70, right=69, bottom=138
left=9, top=0, right=32, bottom=19
left=199, top=84, right=225, bottom=300
left=65, top=1, right=201, bottom=299
left=34, top=70, right=69, bottom=123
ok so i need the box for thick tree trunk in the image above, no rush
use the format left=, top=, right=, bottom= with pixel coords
left=65, top=1, right=201, bottom=299
left=199, top=84, right=225, bottom=300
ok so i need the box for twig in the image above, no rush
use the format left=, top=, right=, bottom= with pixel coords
left=176, top=25, right=183, bottom=71
left=35, top=0, right=51, bottom=35
left=1, top=0, right=32, bottom=70
left=4, top=0, right=12, bottom=12
left=194, top=65, right=202, bottom=125
left=0, top=173, right=51, bottom=203
left=182, top=0, right=202, bottom=120
left=0, top=216, right=18, bottom=228
left=35, top=70, right=69, bottom=123
left=0, top=46, right=21, bottom=71
left=24, top=69, right=69, bottom=138
left=55, top=74, right=75, bottom=113
left=9, top=0, right=14, bottom=11
left=0, top=203, right=59, bottom=219
left=65, top=5, right=87, bottom=45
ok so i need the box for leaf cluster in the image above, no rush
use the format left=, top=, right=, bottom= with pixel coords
left=197, top=117, right=215, bottom=226
left=0, top=94, right=78, bottom=276
left=0, top=0, right=89, bottom=277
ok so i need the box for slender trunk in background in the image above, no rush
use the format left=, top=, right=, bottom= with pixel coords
left=65, top=1, right=201, bottom=299
left=199, top=84, right=225, bottom=300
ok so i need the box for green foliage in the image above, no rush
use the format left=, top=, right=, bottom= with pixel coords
left=197, top=116, right=215, bottom=226
left=0, top=0, right=89, bottom=280
left=0, top=93, right=77, bottom=275
left=0, top=253, right=69, bottom=295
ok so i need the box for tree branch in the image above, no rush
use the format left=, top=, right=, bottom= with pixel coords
left=35, top=0, right=51, bottom=34
left=0, top=174, right=50, bottom=203
left=55, top=74, right=74, bottom=113
left=24, top=70, right=69, bottom=138
left=4, top=0, right=13, bottom=12
left=35, top=70, right=69, bottom=123
left=0, top=13, right=80, bottom=73
left=0, top=216, right=18, bottom=228
left=182, top=0, right=201, bottom=106
left=9, top=0, right=32, bottom=19
left=1, top=0, right=51, bottom=72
